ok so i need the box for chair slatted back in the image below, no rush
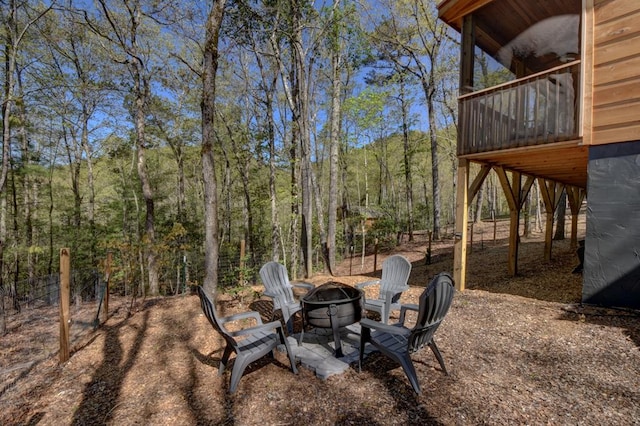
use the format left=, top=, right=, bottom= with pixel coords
left=259, top=262, right=295, bottom=308
left=408, top=273, right=455, bottom=353
left=196, top=286, right=238, bottom=351
left=379, top=255, right=412, bottom=303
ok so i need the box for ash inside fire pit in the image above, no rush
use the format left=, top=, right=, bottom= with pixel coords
left=300, top=282, right=363, bottom=357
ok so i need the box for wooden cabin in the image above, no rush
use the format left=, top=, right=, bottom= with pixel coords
left=438, top=0, right=640, bottom=309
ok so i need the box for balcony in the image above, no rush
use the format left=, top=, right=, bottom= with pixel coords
left=458, top=61, right=580, bottom=156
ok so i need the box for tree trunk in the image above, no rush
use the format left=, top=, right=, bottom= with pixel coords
left=132, top=64, right=159, bottom=295
left=291, top=0, right=313, bottom=279
left=428, top=102, right=441, bottom=238
left=92, top=0, right=160, bottom=294
left=327, top=0, right=341, bottom=273
left=0, top=194, right=5, bottom=333
left=268, top=100, right=281, bottom=261
left=474, top=184, right=484, bottom=223
left=265, top=72, right=280, bottom=261
left=176, top=149, right=185, bottom=219
left=0, top=280, right=4, bottom=334
left=232, top=133, right=254, bottom=259
left=201, top=0, right=226, bottom=297
left=311, top=165, right=329, bottom=272
left=268, top=22, right=300, bottom=276
left=220, top=148, right=231, bottom=244
left=47, top=143, right=55, bottom=276
left=82, top=113, right=97, bottom=266
left=400, top=75, right=414, bottom=241
left=15, top=77, right=36, bottom=285
left=9, top=166, right=19, bottom=311
left=1, top=0, right=17, bottom=195
left=289, top=137, right=300, bottom=279
left=554, top=190, right=567, bottom=240
left=61, top=126, right=82, bottom=261
left=534, top=181, right=542, bottom=232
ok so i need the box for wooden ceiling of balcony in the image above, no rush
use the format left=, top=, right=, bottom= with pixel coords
left=438, top=0, right=581, bottom=72
left=440, top=0, right=587, bottom=188
left=461, top=141, right=588, bottom=188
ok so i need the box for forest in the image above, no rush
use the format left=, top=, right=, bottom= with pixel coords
left=0, top=0, right=533, bottom=309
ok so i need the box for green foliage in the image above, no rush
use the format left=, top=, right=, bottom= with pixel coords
left=0, top=0, right=491, bottom=301
left=369, top=216, right=400, bottom=251
left=217, top=242, right=256, bottom=298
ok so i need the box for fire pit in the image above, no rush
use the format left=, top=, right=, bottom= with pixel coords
left=300, top=282, right=363, bottom=357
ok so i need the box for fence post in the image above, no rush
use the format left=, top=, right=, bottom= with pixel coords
left=59, top=248, right=71, bottom=364
left=103, top=252, right=111, bottom=323
left=184, top=254, right=189, bottom=291
left=373, top=238, right=379, bottom=273
left=239, top=239, right=245, bottom=285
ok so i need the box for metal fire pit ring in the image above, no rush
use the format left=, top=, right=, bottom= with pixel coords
left=300, top=282, right=363, bottom=358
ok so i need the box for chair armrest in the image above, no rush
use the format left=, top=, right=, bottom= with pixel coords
left=399, top=303, right=419, bottom=324
left=228, top=320, right=283, bottom=338
left=381, top=288, right=406, bottom=302
left=383, top=284, right=409, bottom=296
left=219, top=310, right=263, bottom=326
left=356, top=280, right=380, bottom=289
left=360, top=318, right=410, bottom=337
left=219, top=311, right=264, bottom=336
left=262, top=290, right=278, bottom=299
left=381, top=286, right=408, bottom=310
left=292, top=282, right=314, bottom=291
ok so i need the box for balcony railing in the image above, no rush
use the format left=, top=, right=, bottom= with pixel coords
left=458, top=61, right=580, bottom=156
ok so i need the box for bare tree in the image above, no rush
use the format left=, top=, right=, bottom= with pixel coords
left=42, top=6, right=112, bottom=268
left=266, top=1, right=319, bottom=278
left=201, top=0, right=226, bottom=296
left=367, top=0, right=455, bottom=240
left=246, top=25, right=281, bottom=261
left=84, top=0, right=178, bottom=294
left=0, top=0, right=53, bottom=320
left=326, top=0, right=342, bottom=273
left=554, top=190, right=567, bottom=240
left=398, top=72, right=415, bottom=240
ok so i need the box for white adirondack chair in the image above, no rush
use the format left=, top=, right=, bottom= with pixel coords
left=356, top=254, right=412, bottom=324
left=259, top=261, right=313, bottom=334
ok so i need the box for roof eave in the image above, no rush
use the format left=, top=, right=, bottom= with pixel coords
left=437, top=0, right=497, bottom=32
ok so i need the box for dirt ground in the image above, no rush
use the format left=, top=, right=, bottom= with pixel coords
left=1, top=219, right=639, bottom=425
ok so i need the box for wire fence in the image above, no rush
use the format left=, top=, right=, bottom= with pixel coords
left=4, top=269, right=104, bottom=311
left=0, top=245, right=261, bottom=373
left=0, top=269, right=116, bottom=385
left=0, top=241, right=334, bottom=376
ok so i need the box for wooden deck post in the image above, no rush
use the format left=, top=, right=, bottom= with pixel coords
left=59, top=248, right=70, bottom=364
left=454, top=162, right=491, bottom=291
left=460, top=15, right=475, bottom=95
left=453, top=159, right=469, bottom=291
left=538, top=179, right=565, bottom=261
left=496, top=167, right=535, bottom=276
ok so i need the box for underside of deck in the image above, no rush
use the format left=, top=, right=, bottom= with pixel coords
left=461, top=140, right=588, bottom=189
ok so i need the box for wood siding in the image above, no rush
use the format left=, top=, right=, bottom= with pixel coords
left=592, top=0, right=640, bottom=145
